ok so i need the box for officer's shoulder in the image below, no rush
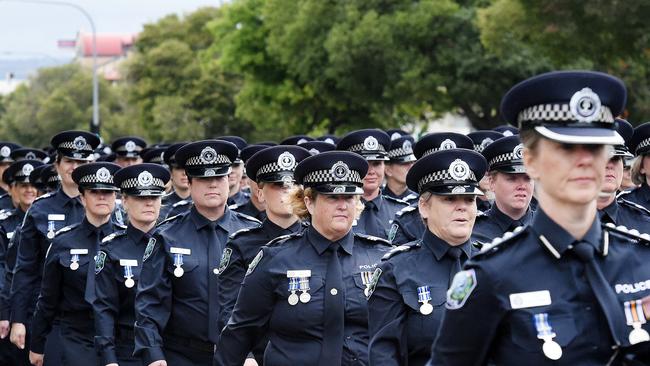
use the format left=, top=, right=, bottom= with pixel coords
left=266, top=230, right=305, bottom=247
left=113, top=222, right=127, bottom=230
left=475, top=210, right=488, bottom=219
left=54, top=223, right=80, bottom=238
left=354, top=232, right=392, bottom=247
left=473, top=225, right=529, bottom=259
left=395, top=204, right=417, bottom=218
left=617, top=197, right=650, bottom=216
left=228, top=225, right=263, bottom=240
left=32, top=192, right=55, bottom=204
left=383, top=195, right=408, bottom=206
left=616, top=189, right=634, bottom=199
left=172, top=199, right=191, bottom=208
left=0, top=209, right=14, bottom=221
left=381, top=240, right=421, bottom=261
left=101, top=230, right=127, bottom=244
left=232, top=211, right=262, bottom=225
left=157, top=213, right=183, bottom=227
left=402, top=193, right=418, bottom=202
left=603, top=222, right=650, bottom=246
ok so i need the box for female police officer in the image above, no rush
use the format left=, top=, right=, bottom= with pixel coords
left=93, top=163, right=170, bottom=366
left=215, top=151, right=392, bottom=366
left=367, top=148, right=485, bottom=365
left=29, top=162, right=122, bottom=366
left=430, top=71, right=650, bottom=365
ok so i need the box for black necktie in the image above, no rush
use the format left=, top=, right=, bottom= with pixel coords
left=447, top=247, right=464, bottom=286
left=319, top=243, right=345, bottom=366
left=573, top=242, right=627, bottom=346
left=84, top=228, right=101, bottom=305
left=207, top=223, right=220, bottom=342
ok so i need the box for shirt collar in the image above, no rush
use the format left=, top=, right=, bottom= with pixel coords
left=306, top=225, right=354, bottom=256
left=126, top=223, right=150, bottom=244
left=362, top=194, right=382, bottom=211
left=599, top=198, right=619, bottom=223
left=489, top=204, right=533, bottom=231
left=81, top=217, right=115, bottom=239
left=263, top=218, right=302, bottom=238
left=423, top=229, right=471, bottom=261
left=530, top=208, right=604, bottom=259
left=190, top=205, right=214, bottom=230
left=57, top=187, right=82, bottom=207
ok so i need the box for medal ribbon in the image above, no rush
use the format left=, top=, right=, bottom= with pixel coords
left=288, top=277, right=299, bottom=292
left=417, top=286, right=432, bottom=304
left=173, top=253, right=184, bottom=267
left=71, top=254, right=79, bottom=265
left=123, top=265, right=133, bottom=280
left=624, top=300, right=647, bottom=326
left=533, top=313, right=556, bottom=339
left=298, top=277, right=310, bottom=292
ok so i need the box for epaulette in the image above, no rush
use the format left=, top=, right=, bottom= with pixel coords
left=354, top=232, right=392, bottom=246
left=0, top=209, right=14, bottom=221
left=602, top=222, right=650, bottom=245
left=101, top=230, right=127, bottom=244
left=54, top=223, right=79, bottom=237
left=476, top=210, right=488, bottom=218
left=33, top=192, right=55, bottom=203
left=617, top=198, right=650, bottom=216
left=266, top=230, right=305, bottom=247
left=396, top=205, right=416, bottom=217
left=233, top=211, right=262, bottom=225
left=228, top=226, right=262, bottom=240
left=172, top=199, right=191, bottom=208
left=114, top=222, right=127, bottom=230
left=300, top=221, right=310, bottom=228
left=228, top=203, right=242, bottom=210
left=402, top=193, right=419, bottom=202
left=383, top=195, right=408, bottom=205
left=616, top=189, right=633, bottom=199
left=156, top=213, right=182, bottom=227
left=474, top=226, right=527, bottom=258
left=472, top=240, right=486, bottom=250
left=381, top=240, right=421, bottom=261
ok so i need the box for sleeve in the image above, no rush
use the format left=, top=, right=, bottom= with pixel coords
left=29, top=246, right=63, bottom=354
left=0, top=228, right=20, bottom=320
left=0, top=226, right=8, bottom=304
left=391, top=218, right=413, bottom=245
left=93, top=251, right=120, bottom=365
left=428, top=262, right=506, bottom=366
left=214, top=248, right=276, bottom=366
left=133, top=235, right=171, bottom=365
left=367, top=261, right=407, bottom=366
left=217, top=242, right=246, bottom=331
left=10, top=213, right=44, bottom=324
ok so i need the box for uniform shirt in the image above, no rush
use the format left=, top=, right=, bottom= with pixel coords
left=430, top=209, right=650, bottom=365
left=476, top=198, right=491, bottom=212
left=382, top=186, right=418, bottom=204
left=218, top=219, right=307, bottom=329
left=30, top=218, right=118, bottom=354
left=214, top=226, right=391, bottom=366
left=230, top=200, right=267, bottom=222
left=599, top=197, right=650, bottom=232
left=134, top=206, right=260, bottom=365
left=368, top=230, right=474, bottom=366
left=228, top=190, right=250, bottom=207
left=94, top=224, right=156, bottom=366
left=471, top=205, right=534, bottom=244
left=618, top=183, right=650, bottom=210
left=10, top=188, right=85, bottom=325
left=354, top=194, right=408, bottom=240
left=0, top=208, right=25, bottom=320
left=159, top=191, right=189, bottom=220
left=0, top=193, right=13, bottom=211
left=390, top=204, right=425, bottom=245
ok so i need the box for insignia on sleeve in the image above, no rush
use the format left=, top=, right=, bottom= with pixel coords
left=217, top=247, right=233, bottom=275
left=95, top=251, right=107, bottom=274
left=143, top=237, right=156, bottom=262
left=446, top=269, right=477, bottom=310
left=366, top=268, right=383, bottom=299
left=246, top=250, right=263, bottom=276
left=388, top=223, right=398, bottom=242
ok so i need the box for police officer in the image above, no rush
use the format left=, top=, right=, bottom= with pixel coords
left=0, top=142, right=22, bottom=210
left=221, top=136, right=252, bottom=207
left=298, top=141, right=337, bottom=155
left=619, top=121, right=650, bottom=209
left=134, top=140, right=261, bottom=366
left=367, top=148, right=486, bottom=366
left=94, top=163, right=170, bottom=366
left=337, top=129, right=408, bottom=240
left=382, top=135, right=418, bottom=203
left=280, top=135, right=314, bottom=145
left=160, top=142, right=192, bottom=220
left=229, top=144, right=269, bottom=221
left=316, top=135, right=339, bottom=145
left=215, top=151, right=391, bottom=366
left=430, top=71, right=650, bottom=365
left=11, top=148, right=48, bottom=162
left=467, top=130, right=504, bottom=211
left=142, top=147, right=168, bottom=166
left=29, top=162, right=122, bottom=366
left=39, top=164, right=61, bottom=193
left=472, top=135, right=535, bottom=244
left=111, top=136, right=147, bottom=168
left=10, top=130, right=98, bottom=355
left=390, top=132, right=473, bottom=244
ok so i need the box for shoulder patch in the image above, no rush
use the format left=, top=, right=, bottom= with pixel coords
left=355, top=232, right=391, bottom=246
left=142, top=237, right=157, bottom=262
left=217, top=247, right=233, bottom=275
left=381, top=241, right=421, bottom=261
left=54, top=224, right=78, bottom=237
left=246, top=249, right=263, bottom=276
left=388, top=223, right=399, bottom=242
left=95, top=251, right=107, bottom=274
left=366, top=267, right=383, bottom=299
left=446, top=269, right=477, bottom=309
left=172, top=200, right=191, bottom=208
left=396, top=205, right=417, bottom=217
left=474, top=226, right=527, bottom=258
left=234, top=211, right=262, bottom=225
left=602, top=222, right=650, bottom=244
left=383, top=194, right=408, bottom=205
left=0, top=209, right=13, bottom=221
left=101, top=230, right=126, bottom=244
left=618, top=198, right=650, bottom=216
left=266, top=231, right=305, bottom=247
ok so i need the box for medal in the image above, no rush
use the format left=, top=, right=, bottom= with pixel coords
left=174, top=266, right=184, bottom=278
left=624, top=300, right=650, bottom=345
left=361, top=271, right=374, bottom=298
left=47, top=221, right=56, bottom=239
left=70, top=259, right=79, bottom=271
left=299, top=277, right=311, bottom=303
left=288, top=277, right=299, bottom=305
left=120, top=259, right=138, bottom=289
left=47, top=231, right=55, bottom=239
left=533, top=313, right=563, bottom=360
left=68, top=249, right=88, bottom=271
left=125, top=278, right=135, bottom=288
left=417, top=286, right=433, bottom=315
left=172, top=253, right=184, bottom=278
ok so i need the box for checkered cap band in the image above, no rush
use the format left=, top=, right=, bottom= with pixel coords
left=388, top=146, right=413, bottom=158
left=57, top=141, right=93, bottom=152
left=473, top=144, right=487, bottom=153
left=347, top=143, right=386, bottom=153
left=120, top=177, right=166, bottom=189
left=417, top=169, right=477, bottom=192
left=303, top=169, right=362, bottom=185
left=517, top=103, right=614, bottom=124
left=256, top=162, right=293, bottom=178
left=48, top=175, right=60, bottom=183
left=489, top=152, right=522, bottom=167
left=185, top=154, right=231, bottom=166
left=637, top=138, right=650, bottom=153
left=79, top=174, right=114, bottom=184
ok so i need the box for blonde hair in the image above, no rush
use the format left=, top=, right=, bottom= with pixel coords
left=288, top=186, right=365, bottom=221
left=519, top=129, right=542, bottom=152
left=631, top=155, right=646, bottom=185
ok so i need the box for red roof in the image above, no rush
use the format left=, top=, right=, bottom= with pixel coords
left=78, top=33, right=136, bottom=57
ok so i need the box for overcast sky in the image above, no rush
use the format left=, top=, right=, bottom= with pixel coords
left=0, top=0, right=221, bottom=62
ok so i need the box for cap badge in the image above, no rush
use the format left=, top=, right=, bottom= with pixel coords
left=138, top=171, right=153, bottom=186
left=297, top=138, right=308, bottom=145
left=391, top=132, right=401, bottom=141
left=333, top=186, right=346, bottom=194
left=449, top=159, right=470, bottom=181
left=125, top=140, right=136, bottom=152
left=570, top=87, right=601, bottom=123
left=364, top=136, right=379, bottom=151
left=452, top=186, right=466, bottom=194
left=0, top=147, right=10, bottom=158
left=440, top=139, right=457, bottom=150
left=278, top=152, right=296, bottom=170
left=22, top=164, right=34, bottom=177
left=309, top=148, right=319, bottom=155
left=96, top=167, right=111, bottom=182
left=503, top=130, right=514, bottom=137
left=331, top=161, right=350, bottom=181
left=324, top=138, right=335, bottom=145
left=480, top=138, right=493, bottom=150
left=26, top=152, right=37, bottom=160
left=513, top=144, right=524, bottom=159
left=281, top=175, right=294, bottom=185
left=200, top=147, right=218, bottom=164
left=204, top=169, right=216, bottom=177
left=402, top=140, right=412, bottom=153
left=73, top=136, right=87, bottom=150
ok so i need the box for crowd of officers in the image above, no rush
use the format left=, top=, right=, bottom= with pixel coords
left=0, top=69, right=648, bottom=366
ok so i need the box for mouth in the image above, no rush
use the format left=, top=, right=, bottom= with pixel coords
left=569, top=176, right=595, bottom=184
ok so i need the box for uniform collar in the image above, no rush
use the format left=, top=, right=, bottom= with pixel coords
left=639, top=183, right=650, bottom=201
left=81, top=217, right=115, bottom=238
left=530, top=208, right=604, bottom=259
left=362, top=193, right=383, bottom=211
left=189, top=205, right=232, bottom=232
left=126, top=223, right=152, bottom=244
left=263, top=218, right=302, bottom=238
left=57, top=187, right=82, bottom=207
left=599, top=198, right=619, bottom=223
left=306, top=225, right=354, bottom=256
left=423, top=229, right=471, bottom=261
left=488, top=204, right=533, bottom=232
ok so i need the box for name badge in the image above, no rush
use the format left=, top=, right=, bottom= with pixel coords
left=170, top=247, right=191, bottom=255
left=6, top=232, right=12, bottom=239
left=286, top=270, right=311, bottom=278
left=70, top=249, right=89, bottom=255
left=48, top=214, right=65, bottom=221
left=509, top=290, right=552, bottom=309
left=119, top=259, right=138, bottom=267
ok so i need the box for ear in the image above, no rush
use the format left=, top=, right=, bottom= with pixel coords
left=256, top=186, right=266, bottom=204
left=304, top=194, right=316, bottom=216
left=417, top=196, right=430, bottom=220
left=522, top=147, right=540, bottom=180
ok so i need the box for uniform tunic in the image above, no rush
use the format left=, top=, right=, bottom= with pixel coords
left=382, top=186, right=418, bottom=204
left=471, top=205, right=534, bottom=244
left=618, top=183, right=650, bottom=210
left=390, top=205, right=425, bottom=245
left=354, top=194, right=408, bottom=240
left=599, top=197, right=650, bottom=232
left=230, top=200, right=267, bottom=222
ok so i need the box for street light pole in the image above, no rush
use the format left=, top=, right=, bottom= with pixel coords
left=0, top=0, right=100, bottom=134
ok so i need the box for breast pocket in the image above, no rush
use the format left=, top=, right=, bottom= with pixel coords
left=287, top=275, right=325, bottom=327
left=399, top=284, right=447, bottom=343
left=168, top=257, right=200, bottom=292
left=509, top=311, right=578, bottom=352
